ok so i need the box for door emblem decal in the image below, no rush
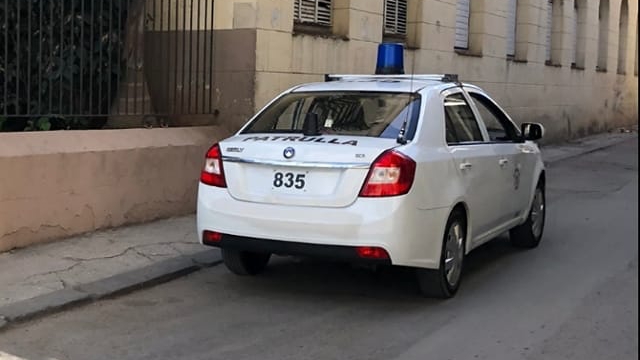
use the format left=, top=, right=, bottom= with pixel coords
left=283, top=147, right=295, bottom=159
left=513, top=166, right=521, bottom=190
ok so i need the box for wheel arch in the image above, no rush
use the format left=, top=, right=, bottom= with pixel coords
left=451, top=202, right=468, bottom=225
left=538, top=170, right=546, bottom=188
left=450, top=201, right=470, bottom=242
left=520, top=169, right=546, bottom=224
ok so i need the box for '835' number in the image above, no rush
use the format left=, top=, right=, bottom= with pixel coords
left=273, top=172, right=306, bottom=189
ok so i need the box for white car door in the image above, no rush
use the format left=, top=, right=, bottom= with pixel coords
left=466, top=90, right=535, bottom=222
left=442, top=90, right=504, bottom=241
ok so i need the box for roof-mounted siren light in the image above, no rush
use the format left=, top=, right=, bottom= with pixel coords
left=375, top=43, right=405, bottom=75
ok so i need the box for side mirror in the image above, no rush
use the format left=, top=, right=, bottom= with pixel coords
left=302, top=112, right=321, bottom=136
left=521, top=122, right=544, bottom=141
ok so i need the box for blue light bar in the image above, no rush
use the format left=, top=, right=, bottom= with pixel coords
left=375, top=43, right=405, bottom=75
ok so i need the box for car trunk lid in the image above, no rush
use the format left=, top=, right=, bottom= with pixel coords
left=219, top=134, right=397, bottom=208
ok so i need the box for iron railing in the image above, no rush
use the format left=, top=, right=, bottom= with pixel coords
left=0, top=0, right=215, bottom=131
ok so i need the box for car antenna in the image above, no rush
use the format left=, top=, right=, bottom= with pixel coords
left=397, top=42, right=416, bottom=145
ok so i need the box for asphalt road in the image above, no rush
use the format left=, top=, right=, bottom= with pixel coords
left=0, top=139, right=637, bottom=360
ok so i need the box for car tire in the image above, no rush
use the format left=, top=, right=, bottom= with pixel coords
left=416, top=209, right=466, bottom=299
left=510, top=182, right=545, bottom=249
left=222, top=249, right=271, bottom=275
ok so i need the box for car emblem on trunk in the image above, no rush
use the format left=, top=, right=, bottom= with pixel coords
left=283, top=147, right=295, bottom=159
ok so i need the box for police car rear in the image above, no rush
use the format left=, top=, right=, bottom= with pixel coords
left=197, top=83, right=425, bottom=257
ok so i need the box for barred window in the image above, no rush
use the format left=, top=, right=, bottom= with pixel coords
left=294, top=0, right=332, bottom=26
left=384, top=0, right=407, bottom=36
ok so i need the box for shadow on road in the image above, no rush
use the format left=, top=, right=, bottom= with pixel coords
left=209, top=234, right=528, bottom=303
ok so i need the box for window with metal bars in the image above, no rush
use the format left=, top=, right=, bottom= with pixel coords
left=293, top=0, right=332, bottom=27
left=384, top=0, right=407, bottom=36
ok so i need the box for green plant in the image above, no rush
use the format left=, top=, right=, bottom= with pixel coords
left=0, top=0, right=130, bottom=131
left=24, top=117, right=51, bottom=131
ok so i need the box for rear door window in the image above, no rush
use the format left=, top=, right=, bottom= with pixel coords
left=243, top=92, right=421, bottom=140
left=444, top=93, right=484, bottom=144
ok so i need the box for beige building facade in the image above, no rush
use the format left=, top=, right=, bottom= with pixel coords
left=212, top=0, right=638, bottom=142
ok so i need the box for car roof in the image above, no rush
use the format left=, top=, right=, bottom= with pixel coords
left=289, top=74, right=482, bottom=95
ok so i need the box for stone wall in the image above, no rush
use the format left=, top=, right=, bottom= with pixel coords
left=0, top=126, right=226, bottom=252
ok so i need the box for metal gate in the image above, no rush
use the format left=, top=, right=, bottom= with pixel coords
left=0, top=0, right=215, bottom=131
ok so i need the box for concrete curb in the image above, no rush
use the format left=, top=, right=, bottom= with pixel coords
left=0, top=132, right=635, bottom=332
left=0, top=249, right=221, bottom=331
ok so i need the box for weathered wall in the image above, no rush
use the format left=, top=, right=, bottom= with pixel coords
left=238, top=0, right=638, bottom=142
left=0, top=126, right=226, bottom=252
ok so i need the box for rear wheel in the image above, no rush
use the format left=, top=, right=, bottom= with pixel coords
left=416, top=209, right=466, bottom=298
left=222, top=249, right=271, bottom=275
left=510, top=184, right=545, bottom=248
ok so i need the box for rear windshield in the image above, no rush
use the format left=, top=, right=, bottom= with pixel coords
left=242, top=92, right=421, bottom=140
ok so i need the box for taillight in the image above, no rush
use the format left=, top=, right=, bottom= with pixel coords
left=359, top=150, right=416, bottom=197
left=356, top=246, right=390, bottom=259
left=203, top=230, right=223, bottom=244
left=200, top=144, right=227, bottom=187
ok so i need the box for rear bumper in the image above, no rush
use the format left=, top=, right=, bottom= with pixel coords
left=204, top=233, right=392, bottom=265
left=196, top=183, right=451, bottom=269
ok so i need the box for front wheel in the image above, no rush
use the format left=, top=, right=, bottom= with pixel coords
left=510, top=184, right=545, bottom=248
left=222, top=249, right=271, bottom=275
left=416, top=209, right=466, bottom=298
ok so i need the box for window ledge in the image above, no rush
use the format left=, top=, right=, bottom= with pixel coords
left=571, top=64, right=585, bottom=70
left=382, top=33, right=407, bottom=44
left=455, top=48, right=482, bottom=58
left=293, top=23, right=348, bottom=41
left=507, top=57, right=528, bottom=64
left=617, top=70, right=626, bottom=75
left=595, top=67, right=607, bottom=73
left=545, top=60, right=561, bottom=67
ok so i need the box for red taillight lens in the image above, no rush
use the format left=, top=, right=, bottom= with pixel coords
left=356, top=246, right=390, bottom=259
left=359, top=150, right=416, bottom=197
left=203, top=230, right=223, bottom=244
left=200, top=144, right=227, bottom=187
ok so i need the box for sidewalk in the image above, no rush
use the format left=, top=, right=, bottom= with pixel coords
left=540, top=128, right=637, bottom=163
left=0, top=216, right=220, bottom=330
left=0, top=129, right=637, bottom=330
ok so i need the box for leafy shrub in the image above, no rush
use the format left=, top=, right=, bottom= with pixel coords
left=0, top=0, right=130, bottom=131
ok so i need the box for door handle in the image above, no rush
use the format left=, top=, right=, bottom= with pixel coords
left=460, top=162, right=473, bottom=170
left=498, top=158, right=509, bottom=167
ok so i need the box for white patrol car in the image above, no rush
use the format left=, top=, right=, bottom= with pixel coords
left=197, top=71, right=546, bottom=298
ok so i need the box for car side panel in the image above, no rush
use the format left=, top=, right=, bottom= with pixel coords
left=405, top=88, right=502, bottom=246
left=519, top=144, right=545, bottom=223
